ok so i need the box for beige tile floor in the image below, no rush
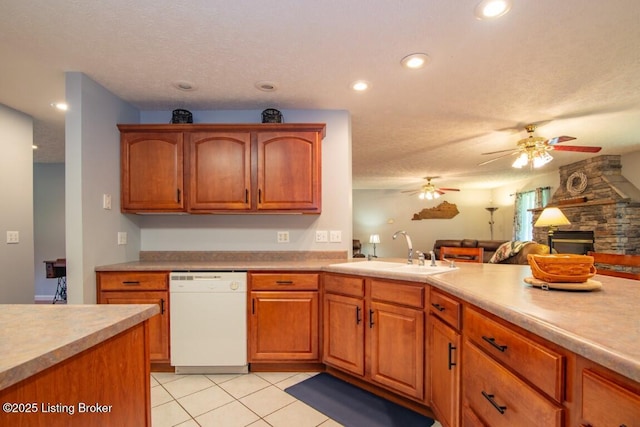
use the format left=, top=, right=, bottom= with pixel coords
left=151, top=371, right=443, bottom=427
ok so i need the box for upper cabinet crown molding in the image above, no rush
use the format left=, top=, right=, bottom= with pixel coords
left=119, top=123, right=325, bottom=214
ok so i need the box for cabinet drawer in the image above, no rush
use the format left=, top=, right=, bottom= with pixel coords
left=370, top=279, right=424, bottom=309
left=464, top=308, right=564, bottom=402
left=463, top=340, right=563, bottom=427
left=98, top=272, right=168, bottom=291
left=430, top=289, right=461, bottom=330
left=582, top=369, right=640, bottom=426
left=250, top=273, right=319, bottom=290
left=323, top=274, right=365, bottom=298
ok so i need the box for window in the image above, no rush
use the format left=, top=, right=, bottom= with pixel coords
left=513, top=187, right=550, bottom=241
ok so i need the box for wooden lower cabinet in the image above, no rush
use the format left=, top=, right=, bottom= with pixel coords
left=429, top=314, right=461, bottom=427
left=322, top=274, right=425, bottom=401
left=463, top=339, right=563, bottom=427
left=369, top=300, right=424, bottom=399
left=248, top=273, right=320, bottom=363
left=580, top=369, right=640, bottom=427
left=249, top=291, right=319, bottom=361
left=323, top=292, right=365, bottom=375
left=97, top=272, right=170, bottom=363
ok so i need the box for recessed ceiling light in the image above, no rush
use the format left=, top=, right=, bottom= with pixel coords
left=50, top=102, right=68, bottom=111
left=351, top=80, right=370, bottom=92
left=255, top=81, right=278, bottom=92
left=475, top=0, right=512, bottom=19
left=401, top=53, right=430, bottom=69
left=173, top=81, right=197, bottom=91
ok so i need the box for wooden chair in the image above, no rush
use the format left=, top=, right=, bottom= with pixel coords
left=587, top=251, right=640, bottom=280
left=439, top=246, right=484, bottom=263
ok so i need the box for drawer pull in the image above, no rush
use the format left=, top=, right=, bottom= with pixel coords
left=482, top=336, right=508, bottom=352
left=122, top=281, right=140, bottom=286
left=482, top=391, right=507, bottom=414
left=448, top=342, right=457, bottom=370
left=356, top=306, right=362, bottom=325
left=369, top=309, right=375, bottom=328
left=431, top=303, right=445, bottom=312
left=276, top=280, right=294, bottom=285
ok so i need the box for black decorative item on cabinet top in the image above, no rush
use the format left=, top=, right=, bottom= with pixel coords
left=262, top=108, right=283, bottom=123
left=171, top=109, right=193, bottom=124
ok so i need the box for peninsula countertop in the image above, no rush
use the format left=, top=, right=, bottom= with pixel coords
left=0, top=304, right=159, bottom=390
left=325, top=259, right=640, bottom=384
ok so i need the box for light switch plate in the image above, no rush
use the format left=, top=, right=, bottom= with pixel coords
left=329, top=230, right=342, bottom=242
left=117, top=232, right=127, bottom=245
left=103, top=194, right=112, bottom=210
left=6, top=231, right=19, bottom=244
left=316, top=230, right=328, bottom=243
left=277, top=231, right=290, bottom=243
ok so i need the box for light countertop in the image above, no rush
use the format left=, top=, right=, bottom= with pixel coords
left=0, top=304, right=159, bottom=390
left=325, top=259, right=640, bottom=384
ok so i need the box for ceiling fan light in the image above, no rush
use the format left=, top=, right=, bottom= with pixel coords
left=419, top=192, right=425, bottom=200
left=433, top=192, right=440, bottom=199
left=533, top=151, right=553, bottom=168
left=425, top=192, right=433, bottom=200
left=512, top=152, right=528, bottom=168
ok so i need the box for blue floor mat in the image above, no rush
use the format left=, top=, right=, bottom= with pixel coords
left=285, top=373, right=435, bottom=427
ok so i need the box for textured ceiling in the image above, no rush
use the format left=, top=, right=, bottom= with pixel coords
left=1, top=0, right=640, bottom=191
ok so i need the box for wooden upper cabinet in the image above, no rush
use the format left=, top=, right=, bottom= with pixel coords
left=187, top=131, right=252, bottom=211
left=120, top=130, right=184, bottom=212
left=257, top=131, right=322, bottom=212
left=119, top=124, right=324, bottom=214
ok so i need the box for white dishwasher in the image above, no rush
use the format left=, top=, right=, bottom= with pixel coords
left=170, top=272, right=248, bottom=374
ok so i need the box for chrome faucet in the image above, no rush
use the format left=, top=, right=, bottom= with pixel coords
left=392, top=230, right=413, bottom=264
left=429, top=250, right=437, bottom=267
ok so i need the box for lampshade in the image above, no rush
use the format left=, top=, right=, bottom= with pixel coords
left=369, top=234, right=381, bottom=244
left=534, top=207, right=571, bottom=228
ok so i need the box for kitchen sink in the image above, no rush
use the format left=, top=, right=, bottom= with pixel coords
left=328, top=260, right=457, bottom=276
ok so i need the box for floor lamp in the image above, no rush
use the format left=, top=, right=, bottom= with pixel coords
left=369, top=234, right=380, bottom=258
left=534, top=207, right=571, bottom=254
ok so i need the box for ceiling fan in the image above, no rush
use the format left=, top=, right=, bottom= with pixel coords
left=479, top=124, right=602, bottom=168
left=401, top=177, right=460, bottom=200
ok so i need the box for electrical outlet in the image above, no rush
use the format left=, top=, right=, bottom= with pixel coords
left=103, top=193, right=112, bottom=210
left=316, top=230, right=328, bottom=243
left=117, top=232, right=127, bottom=245
left=277, top=231, right=290, bottom=243
left=329, top=230, right=342, bottom=242
left=6, top=231, right=19, bottom=244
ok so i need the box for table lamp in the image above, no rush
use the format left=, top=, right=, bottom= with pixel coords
left=534, top=207, right=571, bottom=253
left=369, top=234, right=381, bottom=258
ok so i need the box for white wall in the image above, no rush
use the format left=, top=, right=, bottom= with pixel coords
left=33, top=163, right=65, bottom=300
left=65, top=73, right=140, bottom=304
left=0, top=104, right=35, bottom=303
left=138, top=109, right=352, bottom=253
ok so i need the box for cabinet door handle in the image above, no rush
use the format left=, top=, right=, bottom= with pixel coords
left=482, top=336, right=508, bottom=352
left=122, top=281, right=140, bottom=286
left=369, top=309, right=375, bottom=328
left=177, top=188, right=181, bottom=203
left=245, top=189, right=249, bottom=203
left=448, top=342, right=457, bottom=370
left=252, top=298, right=255, bottom=314
left=160, top=298, right=165, bottom=315
left=431, top=303, right=445, bottom=312
left=258, top=189, right=262, bottom=203
left=276, top=280, right=294, bottom=285
left=481, top=391, right=507, bottom=414
left=356, top=306, right=362, bottom=325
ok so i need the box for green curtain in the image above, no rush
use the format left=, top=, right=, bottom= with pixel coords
left=513, top=187, right=550, bottom=241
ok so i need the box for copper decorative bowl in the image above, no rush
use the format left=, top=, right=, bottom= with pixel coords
left=527, top=254, right=596, bottom=283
